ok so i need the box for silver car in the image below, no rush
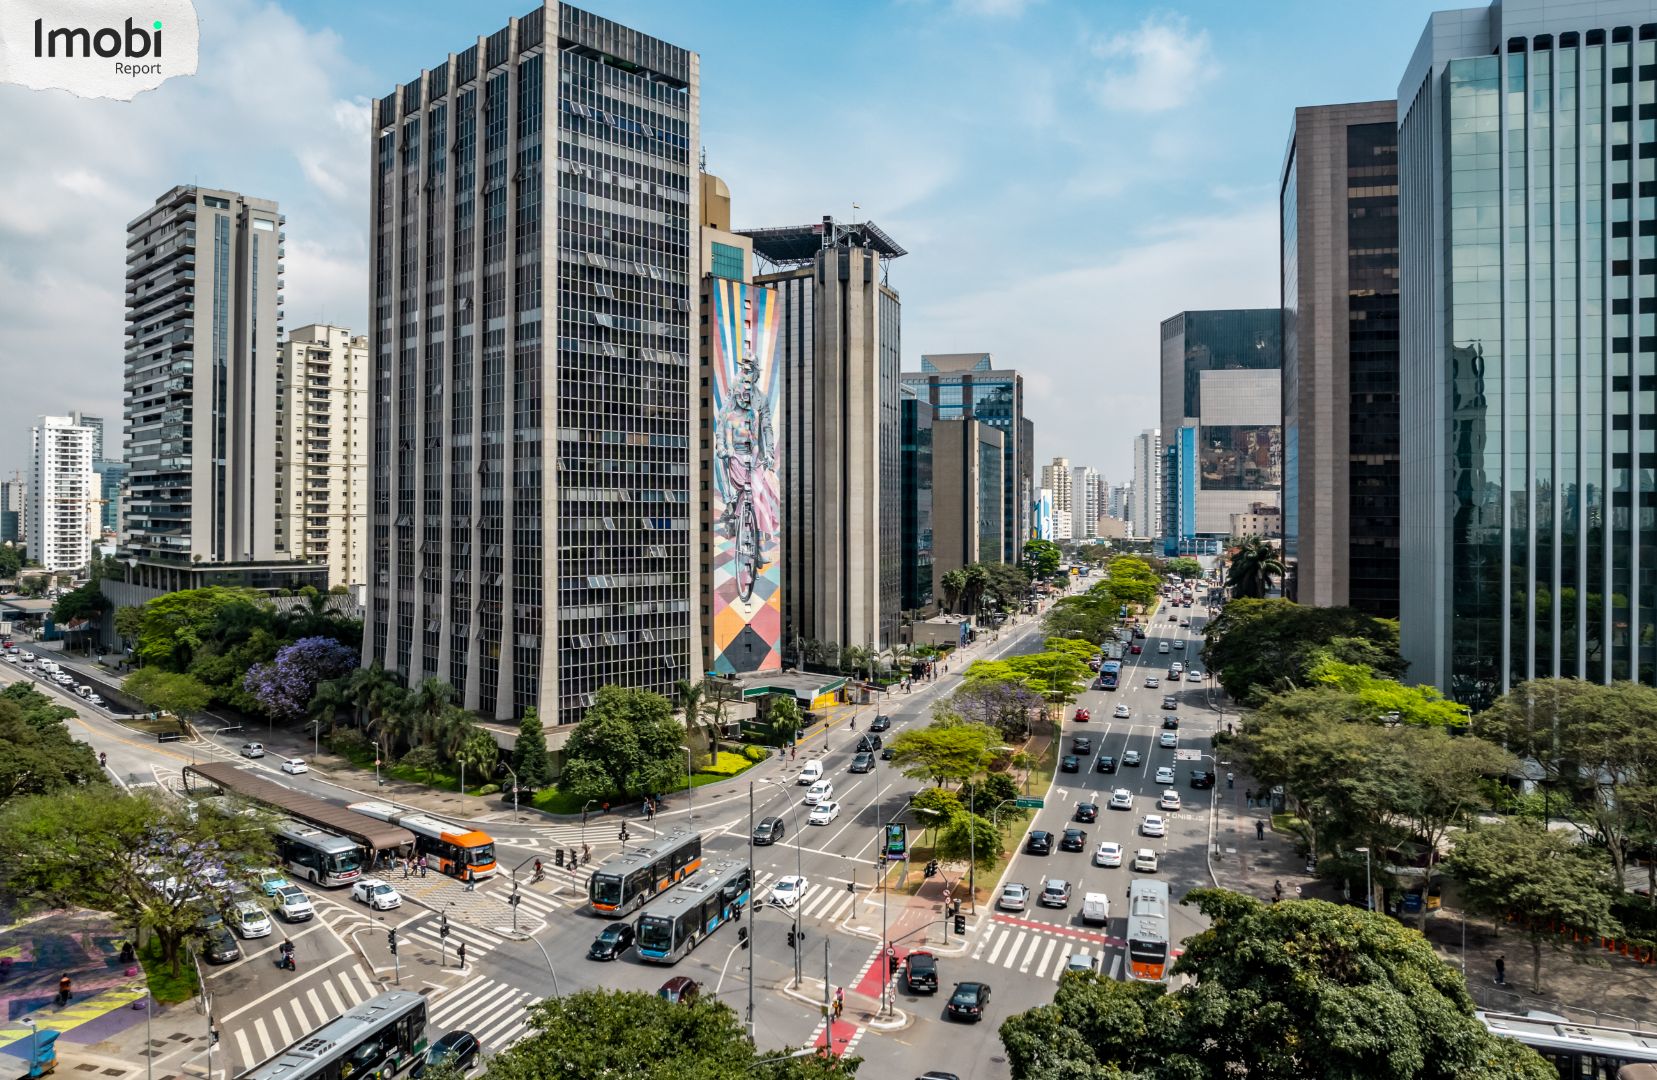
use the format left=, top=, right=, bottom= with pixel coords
left=997, top=882, right=1030, bottom=912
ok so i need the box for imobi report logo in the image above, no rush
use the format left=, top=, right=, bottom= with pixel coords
left=0, top=0, right=198, bottom=100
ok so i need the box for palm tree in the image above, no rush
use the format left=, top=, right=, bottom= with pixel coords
left=769, top=695, right=802, bottom=745
left=347, top=664, right=401, bottom=730
left=405, top=678, right=460, bottom=748
left=841, top=645, right=869, bottom=682
left=1226, top=536, right=1285, bottom=599
left=677, top=678, right=707, bottom=766
left=703, top=677, right=740, bottom=758
left=963, top=563, right=991, bottom=619
left=308, top=677, right=352, bottom=746
left=940, top=568, right=968, bottom=614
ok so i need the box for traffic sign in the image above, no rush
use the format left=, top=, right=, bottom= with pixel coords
left=1015, top=797, right=1044, bottom=809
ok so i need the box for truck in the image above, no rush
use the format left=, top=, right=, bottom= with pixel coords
left=1104, top=643, right=1125, bottom=661
left=1081, top=892, right=1111, bottom=927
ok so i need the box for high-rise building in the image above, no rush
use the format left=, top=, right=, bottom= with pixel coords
left=366, top=5, right=700, bottom=724
left=0, top=476, right=23, bottom=546
left=742, top=218, right=903, bottom=653
left=30, top=415, right=96, bottom=573
left=1071, top=466, right=1103, bottom=539
left=281, top=325, right=370, bottom=595
left=92, top=461, right=127, bottom=536
left=1281, top=100, right=1401, bottom=616
left=122, top=186, right=322, bottom=594
left=904, top=354, right=1033, bottom=561
left=1398, top=0, right=1657, bottom=703
left=68, top=412, right=103, bottom=462
left=1040, top=456, right=1073, bottom=539
left=931, top=418, right=1004, bottom=598
left=1159, top=310, right=1283, bottom=547
left=899, top=383, right=935, bottom=615
left=1108, top=481, right=1132, bottom=523
left=1130, top=430, right=1161, bottom=539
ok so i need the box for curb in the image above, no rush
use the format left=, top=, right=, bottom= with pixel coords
left=779, top=982, right=911, bottom=1032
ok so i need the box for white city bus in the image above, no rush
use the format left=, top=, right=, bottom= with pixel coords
left=1124, top=879, right=1171, bottom=983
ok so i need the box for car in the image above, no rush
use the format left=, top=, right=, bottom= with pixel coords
left=199, top=923, right=241, bottom=964
left=1038, top=879, right=1073, bottom=908
left=1162, top=696, right=1179, bottom=710
left=1141, top=814, right=1167, bottom=838
left=273, top=885, right=314, bottom=922
left=849, top=752, right=874, bottom=773
left=798, top=760, right=823, bottom=785
left=351, top=878, right=402, bottom=910
left=1187, top=669, right=1204, bottom=680
left=1073, top=708, right=1090, bottom=722
left=587, top=921, right=636, bottom=960
left=1165, top=669, right=1181, bottom=681
left=54, top=673, right=73, bottom=685
left=1066, top=952, right=1096, bottom=974
left=1144, top=676, right=1160, bottom=689
left=412, top=1031, right=480, bottom=1079
left=1190, top=770, right=1216, bottom=789
left=17, top=651, right=31, bottom=661
left=1095, top=754, right=1117, bottom=774
left=1, top=654, right=14, bottom=664
left=1122, top=750, right=1142, bottom=767
left=869, top=714, right=892, bottom=732
left=658, top=976, right=701, bottom=1005
left=1179, top=619, right=1190, bottom=628
left=1109, top=788, right=1134, bottom=811
left=199, top=865, right=232, bottom=890
left=1094, top=841, right=1124, bottom=867
left=1071, top=735, right=1092, bottom=754
left=753, top=816, right=786, bottom=845
left=905, top=950, right=939, bottom=994
left=1155, top=766, right=1176, bottom=785
left=230, top=899, right=272, bottom=939
left=1026, top=830, right=1053, bottom=855
left=1134, top=628, right=1147, bottom=639
left=1059, top=828, right=1087, bottom=852
left=85, top=691, right=104, bottom=706
left=1132, top=848, right=1160, bottom=873
left=1167, top=613, right=1177, bottom=621
left=804, top=780, right=834, bottom=806
left=254, top=868, right=290, bottom=897
left=1162, top=715, right=1179, bottom=730
left=1159, top=790, right=1183, bottom=812
left=880, top=746, right=894, bottom=760
left=808, top=800, right=841, bottom=825
left=1060, top=755, right=1080, bottom=773
left=856, top=733, right=883, bottom=753
left=997, top=883, right=1030, bottom=911
left=239, top=742, right=265, bottom=759
left=946, top=981, right=990, bottom=1022
left=280, top=758, right=308, bottom=775
left=1074, top=802, right=1098, bottom=823
left=1130, top=644, right=1143, bottom=654
left=1159, top=732, right=1178, bottom=749
left=1113, top=703, right=1131, bottom=719
left=1173, top=640, right=1185, bottom=650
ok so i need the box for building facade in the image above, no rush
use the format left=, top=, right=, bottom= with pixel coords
left=1129, top=429, right=1161, bottom=539
left=366, top=4, right=701, bottom=725
left=931, top=418, right=1004, bottom=605
left=0, top=477, right=22, bottom=546
left=281, top=324, right=370, bottom=594
left=1281, top=100, right=1402, bottom=616
left=1071, top=466, right=1103, bottom=540
left=900, top=383, right=935, bottom=615
left=1040, top=456, right=1073, bottom=540
left=30, top=415, right=97, bottom=573
left=1398, top=0, right=1657, bottom=702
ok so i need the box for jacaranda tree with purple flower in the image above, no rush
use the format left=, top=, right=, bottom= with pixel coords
left=244, top=636, right=360, bottom=723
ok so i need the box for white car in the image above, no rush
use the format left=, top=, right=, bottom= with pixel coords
left=803, top=780, right=834, bottom=806
left=1122, top=750, right=1142, bottom=767
left=1, top=654, right=15, bottom=664
left=1141, top=814, right=1167, bottom=838
left=808, top=800, right=841, bottom=825
left=280, top=758, right=308, bottom=775
left=1108, top=788, right=1133, bottom=811
left=18, top=651, right=33, bottom=662
left=769, top=875, right=809, bottom=908
left=1187, top=669, right=1204, bottom=680
left=1159, top=790, right=1183, bottom=812
left=1144, top=676, right=1160, bottom=688
left=240, top=742, right=265, bottom=759
left=85, top=691, right=103, bottom=706
left=273, top=884, right=314, bottom=922
left=1112, top=704, right=1130, bottom=719
left=230, top=899, right=273, bottom=939
left=351, top=878, right=402, bottom=910
left=1173, top=640, right=1186, bottom=650
left=54, top=673, right=74, bottom=685
left=1155, top=766, right=1176, bottom=785
left=1132, top=848, right=1160, bottom=873
left=797, top=760, right=823, bottom=785
left=1093, top=841, right=1123, bottom=867
left=1159, top=732, right=1178, bottom=749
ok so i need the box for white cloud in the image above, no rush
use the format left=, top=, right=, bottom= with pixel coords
left=1090, top=13, right=1215, bottom=113
left=952, top=0, right=1040, bottom=16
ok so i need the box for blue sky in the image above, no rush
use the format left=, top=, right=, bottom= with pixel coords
left=0, top=0, right=1448, bottom=483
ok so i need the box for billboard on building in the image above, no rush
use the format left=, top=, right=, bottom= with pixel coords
left=710, top=279, right=782, bottom=674
left=1033, top=489, right=1054, bottom=541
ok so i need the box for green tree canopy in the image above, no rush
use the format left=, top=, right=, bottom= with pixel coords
left=52, top=579, right=110, bottom=624
left=1308, top=656, right=1470, bottom=727
left=1043, top=585, right=1119, bottom=644
left=0, top=683, right=105, bottom=808
left=1202, top=598, right=1405, bottom=705
left=1103, top=555, right=1158, bottom=609
left=966, top=651, right=1092, bottom=708
left=558, top=686, right=685, bottom=801
left=512, top=708, right=554, bottom=789
left=1163, top=556, right=1203, bottom=580
left=124, top=667, right=212, bottom=721
left=888, top=720, right=998, bottom=787
left=1022, top=539, right=1063, bottom=579
left=935, top=811, right=1000, bottom=869
left=132, top=586, right=264, bottom=669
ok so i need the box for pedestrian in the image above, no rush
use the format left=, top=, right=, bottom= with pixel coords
left=1226, top=771, right=1234, bottom=789
left=602, top=801, right=610, bottom=815
left=582, top=842, right=591, bottom=863
left=402, top=856, right=410, bottom=880
left=1256, top=819, right=1265, bottom=841
left=1273, top=879, right=1284, bottom=903
left=1495, top=955, right=1507, bottom=986
left=57, top=972, right=71, bottom=1007
left=457, top=941, right=467, bottom=970
left=420, top=855, right=428, bottom=878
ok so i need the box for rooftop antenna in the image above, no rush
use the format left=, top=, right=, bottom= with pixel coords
left=852, top=201, right=860, bottom=222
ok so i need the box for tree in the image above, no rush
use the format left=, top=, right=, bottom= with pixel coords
left=1042, top=636, right=1096, bottom=664
left=909, top=786, right=964, bottom=821
left=961, top=770, right=1020, bottom=811
left=887, top=721, right=997, bottom=787
left=981, top=563, right=1032, bottom=615
left=131, top=586, right=264, bottom=670
left=967, top=652, right=1091, bottom=713
left=558, top=686, right=684, bottom=801
left=1388, top=727, right=1515, bottom=924
left=124, top=667, right=211, bottom=722
left=1043, top=586, right=1119, bottom=644
left=513, top=708, right=554, bottom=789
left=1164, top=556, right=1203, bottom=580
left=997, top=890, right=1555, bottom=1080
left=1021, top=539, right=1063, bottom=580
left=767, top=695, right=803, bottom=747
left=943, top=679, right=1044, bottom=741
left=1226, top=535, right=1285, bottom=599
left=1446, top=820, right=1622, bottom=992
left=242, top=636, right=360, bottom=723
left=1202, top=598, right=1405, bottom=705
left=479, top=989, right=857, bottom=1080
left=936, top=812, right=1000, bottom=869
left=0, top=683, right=105, bottom=807
left=1309, top=656, right=1469, bottom=727
left=0, top=546, right=20, bottom=580
left=52, top=579, right=110, bottom=624
left=939, top=568, right=968, bottom=614
left=455, top=726, right=499, bottom=786
left=676, top=679, right=706, bottom=764
left=113, top=605, right=144, bottom=650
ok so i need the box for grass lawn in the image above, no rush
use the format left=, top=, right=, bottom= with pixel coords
left=327, top=742, right=500, bottom=796
left=529, top=750, right=764, bottom=815
left=140, top=937, right=199, bottom=1006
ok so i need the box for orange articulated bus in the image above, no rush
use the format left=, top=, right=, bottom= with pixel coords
left=348, top=801, right=497, bottom=880
left=587, top=830, right=703, bottom=917
left=1125, top=879, right=1171, bottom=983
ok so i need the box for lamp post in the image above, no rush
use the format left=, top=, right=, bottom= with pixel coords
left=520, top=932, right=562, bottom=999
left=679, top=745, right=694, bottom=815
left=581, top=799, right=596, bottom=852
left=1355, top=846, right=1373, bottom=912
left=21, top=1017, right=35, bottom=1079
left=500, top=761, right=520, bottom=822
left=760, top=778, right=805, bottom=987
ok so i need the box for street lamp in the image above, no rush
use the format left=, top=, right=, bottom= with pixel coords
left=581, top=799, right=596, bottom=852
left=499, top=760, right=520, bottom=822
left=679, top=745, right=694, bottom=815
left=1355, top=846, right=1373, bottom=912
left=759, top=778, right=806, bottom=987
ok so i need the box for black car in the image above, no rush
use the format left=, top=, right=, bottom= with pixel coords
left=856, top=733, right=883, bottom=753
left=1189, top=770, right=1216, bottom=789
left=413, top=1031, right=480, bottom=1079
left=1074, top=802, right=1098, bottom=823
left=752, top=816, right=785, bottom=845
left=946, top=981, right=991, bottom=1022
left=1060, top=755, right=1080, bottom=773
left=1060, top=828, right=1087, bottom=852
left=906, top=950, right=939, bottom=993
left=1162, top=715, right=1180, bottom=730
left=869, top=714, right=892, bottom=732
left=1133, top=628, right=1146, bottom=639
left=1161, top=696, right=1179, bottom=710
left=199, top=924, right=240, bottom=965
left=880, top=746, right=894, bottom=760
left=917, top=1074, right=962, bottom=1080
left=1095, top=754, right=1117, bottom=774
left=1071, top=735, right=1092, bottom=754
left=1025, top=830, right=1053, bottom=855
left=850, top=752, right=875, bottom=773
left=587, top=922, right=635, bottom=961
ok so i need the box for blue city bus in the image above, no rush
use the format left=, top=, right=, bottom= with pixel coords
left=635, top=859, right=752, bottom=965
left=1099, top=660, right=1122, bottom=690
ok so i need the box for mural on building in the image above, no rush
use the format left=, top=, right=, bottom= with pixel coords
left=711, top=279, right=782, bottom=674
left=1032, top=489, right=1054, bottom=541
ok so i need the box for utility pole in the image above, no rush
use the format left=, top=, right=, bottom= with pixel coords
left=822, top=938, right=832, bottom=1034
left=746, top=782, right=755, bottom=1041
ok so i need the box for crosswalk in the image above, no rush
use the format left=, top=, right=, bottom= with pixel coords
left=970, top=922, right=1125, bottom=981
left=222, top=964, right=380, bottom=1074
left=750, top=870, right=861, bottom=925
left=428, top=977, right=541, bottom=1056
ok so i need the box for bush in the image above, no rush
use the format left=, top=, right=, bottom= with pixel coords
left=740, top=744, right=769, bottom=763
left=475, top=783, right=501, bottom=796
left=327, top=729, right=372, bottom=757
left=697, top=751, right=758, bottom=778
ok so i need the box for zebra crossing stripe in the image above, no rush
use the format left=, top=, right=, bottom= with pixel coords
left=1018, top=934, right=1041, bottom=974
left=987, top=930, right=1015, bottom=966
left=233, top=1028, right=253, bottom=1071
left=1034, top=938, right=1058, bottom=978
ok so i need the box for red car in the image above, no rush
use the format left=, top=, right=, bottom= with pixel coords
left=1074, top=708, right=1091, bottom=722
left=1130, top=644, right=1143, bottom=654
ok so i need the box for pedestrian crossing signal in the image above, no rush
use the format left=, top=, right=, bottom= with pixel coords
left=387, top=928, right=398, bottom=955
left=954, top=914, right=966, bottom=935
left=737, top=927, right=749, bottom=950
left=924, top=859, right=939, bottom=878
left=786, top=927, right=797, bottom=949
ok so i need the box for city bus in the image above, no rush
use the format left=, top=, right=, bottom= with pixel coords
left=1098, top=660, right=1122, bottom=691
left=1124, top=879, right=1171, bottom=982
left=271, top=819, right=364, bottom=887
left=1479, top=1011, right=1657, bottom=1078
left=588, top=830, right=703, bottom=917
left=347, top=802, right=497, bottom=881
left=241, top=990, right=427, bottom=1080
left=635, top=859, right=752, bottom=964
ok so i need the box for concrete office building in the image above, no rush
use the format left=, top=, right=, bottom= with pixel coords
left=900, top=383, right=935, bottom=614
left=1398, top=0, right=1657, bottom=703
left=904, top=353, right=1034, bottom=561
left=1281, top=100, right=1401, bottom=616
left=743, top=218, right=902, bottom=653
left=30, top=415, right=97, bottom=573
left=1072, top=466, right=1103, bottom=539
left=67, top=411, right=125, bottom=537
left=281, top=325, right=370, bottom=595
left=1040, top=456, right=1073, bottom=539
left=1108, top=481, right=1131, bottom=523
left=0, top=477, right=22, bottom=546
left=366, top=5, right=701, bottom=724
left=1130, top=429, right=1161, bottom=539
left=931, top=418, right=1004, bottom=601
left=1159, top=310, right=1283, bottom=547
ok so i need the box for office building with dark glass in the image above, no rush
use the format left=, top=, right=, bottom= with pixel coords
left=899, top=383, right=934, bottom=614
left=1399, top=0, right=1657, bottom=704
left=366, top=4, right=700, bottom=725
left=1280, top=100, right=1401, bottom=617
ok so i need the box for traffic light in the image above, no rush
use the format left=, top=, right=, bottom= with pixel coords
left=924, top=859, right=939, bottom=879
left=619, top=826, right=630, bottom=843
left=954, top=914, right=967, bottom=935
left=737, top=927, right=749, bottom=951
left=786, top=927, right=797, bottom=949
left=508, top=889, right=521, bottom=907
left=387, top=928, right=398, bottom=955
left=555, top=849, right=565, bottom=867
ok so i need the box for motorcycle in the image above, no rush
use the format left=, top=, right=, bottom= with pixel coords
left=275, top=943, right=296, bottom=972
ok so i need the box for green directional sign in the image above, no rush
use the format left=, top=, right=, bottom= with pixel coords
left=1015, top=797, right=1045, bottom=809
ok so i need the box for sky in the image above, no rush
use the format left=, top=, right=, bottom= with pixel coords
left=0, top=0, right=1450, bottom=486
